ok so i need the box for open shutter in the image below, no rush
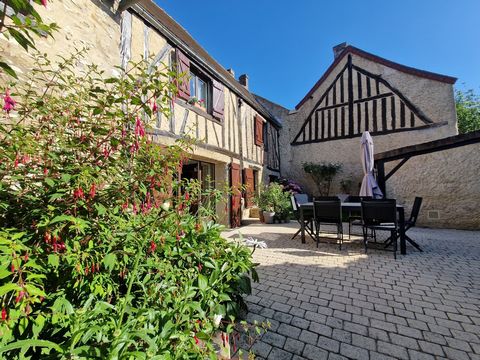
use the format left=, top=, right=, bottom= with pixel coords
left=212, top=79, right=225, bottom=120
left=243, top=168, right=255, bottom=208
left=254, top=115, right=264, bottom=146
left=176, top=49, right=190, bottom=100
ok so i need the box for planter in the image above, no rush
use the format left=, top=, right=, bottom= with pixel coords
left=263, top=211, right=275, bottom=224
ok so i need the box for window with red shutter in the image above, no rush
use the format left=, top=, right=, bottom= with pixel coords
left=176, top=49, right=190, bottom=100
left=254, top=115, right=264, bottom=146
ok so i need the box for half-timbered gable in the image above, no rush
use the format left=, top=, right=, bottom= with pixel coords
left=281, top=44, right=458, bottom=198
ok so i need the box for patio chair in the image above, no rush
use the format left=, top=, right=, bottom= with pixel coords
left=294, top=193, right=309, bottom=205
left=361, top=199, right=398, bottom=259
left=345, top=195, right=373, bottom=239
left=291, top=195, right=315, bottom=241
left=313, top=198, right=343, bottom=250
left=384, top=196, right=423, bottom=252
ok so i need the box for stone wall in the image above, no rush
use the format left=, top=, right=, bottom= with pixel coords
left=386, top=142, right=480, bottom=229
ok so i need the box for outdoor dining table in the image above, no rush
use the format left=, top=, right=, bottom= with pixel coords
left=299, top=202, right=408, bottom=255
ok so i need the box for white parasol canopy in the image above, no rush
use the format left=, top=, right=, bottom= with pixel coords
left=359, top=131, right=383, bottom=198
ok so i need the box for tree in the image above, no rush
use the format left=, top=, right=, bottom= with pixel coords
left=455, top=88, right=480, bottom=134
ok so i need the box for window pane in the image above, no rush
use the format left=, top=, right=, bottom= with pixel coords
left=198, top=78, right=207, bottom=106
left=190, top=73, right=196, bottom=97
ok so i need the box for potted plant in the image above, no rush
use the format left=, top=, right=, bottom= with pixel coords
left=255, top=183, right=291, bottom=224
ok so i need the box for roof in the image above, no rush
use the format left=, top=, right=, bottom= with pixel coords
left=132, top=0, right=276, bottom=123
left=375, top=130, right=480, bottom=162
left=253, top=94, right=289, bottom=128
left=295, top=45, right=457, bottom=110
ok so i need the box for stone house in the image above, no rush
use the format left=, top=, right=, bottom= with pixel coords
left=1, top=0, right=479, bottom=229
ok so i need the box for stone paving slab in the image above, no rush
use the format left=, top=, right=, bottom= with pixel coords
left=223, top=223, right=480, bottom=360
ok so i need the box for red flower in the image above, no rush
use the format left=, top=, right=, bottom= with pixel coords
left=2, top=89, right=16, bottom=113
left=185, top=192, right=190, bottom=201
left=194, top=335, right=199, bottom=345
left=150, top=240, right=157, bottom=253
left=41, top=0, right=47, bottom=7
left=10, top=263, right=15, bottom=272
left=152, top=99, right=158, bottom=113
left=43, top=167, right=49, bottom=176
left=1, top=308, right=6, bottom=321
left=89, top=183, right=96, bottom=198
left=15, top=291, right=25, bottom=303
left=134, top=117, right=145, bottom=138
left=73, top=187, right=84, bottom=200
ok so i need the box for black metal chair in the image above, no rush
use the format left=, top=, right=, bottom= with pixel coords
left=384, top=197, right=423, bottom=252
left=361, top=199, right=398, bottom=259
left=314, top=196, right=341, bottom=201
left=291, top=195, right=315, bottom=241
left=294, top=193, right=309, bottom=205
left=313, top=198, right=343, bottom=250
left=345, top=195, right=373, bottom=239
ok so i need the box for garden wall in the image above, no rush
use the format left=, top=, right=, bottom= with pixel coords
left=386, top=142, right=480, bottom=230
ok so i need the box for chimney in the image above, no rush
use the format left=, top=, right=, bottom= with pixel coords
left=333, top=42, right=348, bottom=59
left=239, top=74, right=249, bottom=89
left=227, top=68, right=235, bottom=77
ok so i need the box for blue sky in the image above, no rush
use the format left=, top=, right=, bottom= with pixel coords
left=156, top=0, right=480, bottom=109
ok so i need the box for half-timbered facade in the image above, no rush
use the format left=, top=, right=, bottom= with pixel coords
left=0, top=0, right=281, bottom=227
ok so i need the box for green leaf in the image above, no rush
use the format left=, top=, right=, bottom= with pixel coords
left=0, top=268, right=11, bottom=280
left=48, top=254, right=59, bottom=268
left=197, top=274, right=208, bottom=291
left=7, top=28, right=35, bottom=51
left=0, top=339, right=63, bottom=354
left=45, top=178, right=55, bottom=187
left=103, top=253, right=116, bottom=272
left=0, top=62, right=18, bottom=79
left=0, top=283, right=22, bottom=296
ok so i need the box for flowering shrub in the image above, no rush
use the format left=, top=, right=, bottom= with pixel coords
left=277, top=178, right=303, bottom=194
left=0, top=51, right=257, bottom=358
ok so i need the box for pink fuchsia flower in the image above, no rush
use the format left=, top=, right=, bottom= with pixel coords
left=152, top=99, right=158, bottom=113
left=73, top=187, right=85, bottom=200
left=2, top=89, right=16, bottom=113
left=1, top=308, right=6, bottom=321
left=89, top=183, right=96, bottom=198
left=41, top=0, right=47, bottom=7
left=149, top=240, right=157, bottom=253
left=15, top=291, right=25, bottom=303
left=134, top=117, right=145, bottom=137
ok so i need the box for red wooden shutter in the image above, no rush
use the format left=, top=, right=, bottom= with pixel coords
left=230, top=163, right=242, bottom=228
left=243, top=168, right=255, bottom=208
left=176, top=49, right=190, bottom=100
left=212, top=79, right=225, bottom=120
left=254, top=115, right=264, bottom=146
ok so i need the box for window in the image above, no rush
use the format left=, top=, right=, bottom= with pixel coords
left=189, top=70, right=210, bottom=111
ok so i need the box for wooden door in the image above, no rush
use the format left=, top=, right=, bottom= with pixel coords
left=243, top=168, right=255, bottom=208
left=230, top=163, right=242, bottom=228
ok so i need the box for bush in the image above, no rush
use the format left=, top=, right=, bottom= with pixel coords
left=0, top=52, right=257, bottom=358
left=303, top=162, right=342, bottom=196
left=255, top=183, right=291, bottom=220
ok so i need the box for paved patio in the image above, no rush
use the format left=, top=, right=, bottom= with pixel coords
left=223, top=223, right=480, bottom=360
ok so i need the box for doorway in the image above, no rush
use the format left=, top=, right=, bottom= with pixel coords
left=181, top=159, right=216, bottom=215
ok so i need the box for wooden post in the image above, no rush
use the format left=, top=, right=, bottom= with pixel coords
left=376, top=161, right=386, bottom=198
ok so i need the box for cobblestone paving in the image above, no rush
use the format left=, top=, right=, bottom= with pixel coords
left=223, top=223, right=480, bottom=360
